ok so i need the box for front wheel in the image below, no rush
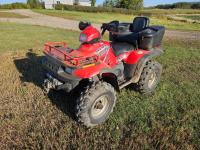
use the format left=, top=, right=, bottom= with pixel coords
left=76, top=81, right=116, bottom=127
left=136, top=61, right=162, bottom=94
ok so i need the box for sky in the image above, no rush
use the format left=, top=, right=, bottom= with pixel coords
left=0, top=0, right=199, bottom=6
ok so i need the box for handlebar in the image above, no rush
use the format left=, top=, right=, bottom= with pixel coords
left=101, top=20, right=119, bottom=36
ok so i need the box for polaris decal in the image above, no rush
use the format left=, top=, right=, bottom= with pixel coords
left=96, top=45, right=110, bottom=56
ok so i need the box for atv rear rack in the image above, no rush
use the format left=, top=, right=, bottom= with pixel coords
left=44, top=42, right=98, bottom=67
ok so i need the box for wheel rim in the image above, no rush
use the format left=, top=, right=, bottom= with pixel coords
left=148, top=71, right=156, bottom=88
left=91, top=95, right=109, bottom=119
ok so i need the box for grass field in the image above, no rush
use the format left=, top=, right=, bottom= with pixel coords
left=0, top=22, right=200, bottom=149
left=34, top=9, right=200, bottom=31
left=0, top=12, right=27, bottom=18
left=182, top=15, right=200, bottom=21
left=141, top=8, right=200, bottom=15
left=0, top=22, right=79, bottom=52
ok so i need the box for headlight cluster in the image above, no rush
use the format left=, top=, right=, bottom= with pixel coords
left=79, top=33, right=87, bottom=43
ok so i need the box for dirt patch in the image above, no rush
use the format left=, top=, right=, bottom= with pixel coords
left=165, top=30, right=200, bottom=40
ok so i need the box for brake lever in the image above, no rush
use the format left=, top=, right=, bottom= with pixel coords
left=101, top=23, right=108, bottom=36
left=101, top=28, right=106, bottom=36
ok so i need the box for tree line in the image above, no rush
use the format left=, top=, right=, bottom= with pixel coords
left=27, top=0, right=44, bottom=8
left=1, top=0, right=199, bottom=10
left=155, top=2, right=200, bottom=9
left=103, top=0, right=143, bottom=10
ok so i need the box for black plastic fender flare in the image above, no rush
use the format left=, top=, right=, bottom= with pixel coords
left=132, top=49, right=163, bottom=83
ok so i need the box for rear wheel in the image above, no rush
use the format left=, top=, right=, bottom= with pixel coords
left=136, top=61, right=162, bottom=94
left=76, top=81, right=116, bottom=127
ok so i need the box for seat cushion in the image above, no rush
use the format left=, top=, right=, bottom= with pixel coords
left=132, top=17, right=150, bottom=32
left=109, top=17, right=150, bottom=45
left=113, top=32, right=139, bottom=45
left=111, top=42, right=135, bottom=56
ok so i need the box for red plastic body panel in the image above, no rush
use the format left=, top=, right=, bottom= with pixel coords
left=43, top=25, right=153, bottom=79
left=124, top=50, right=151, bottom=64
left=73, top=41, right=117, bottom=78
left=74, top=63, right=109, bottom=78
left=80, top=25, right=101, bottom=43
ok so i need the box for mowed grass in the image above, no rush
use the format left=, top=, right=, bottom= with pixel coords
left=0, top=22, right=79, bottom=52
left=0, top=22, right=200, bottom=149
left=34, top=9, right=200, bottom=31
left=0, top=11, right=28, bottom=18
left=140, top=8, right=200, bottom=15
left=182, top=15, right=200, bottom=21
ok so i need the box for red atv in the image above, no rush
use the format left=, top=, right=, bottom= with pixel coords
left=42, top=17, right=165, bottom=127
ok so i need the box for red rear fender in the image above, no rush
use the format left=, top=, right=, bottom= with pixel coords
left=125, top=50, right=150, bottom=64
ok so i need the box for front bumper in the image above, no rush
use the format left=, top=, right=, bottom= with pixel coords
left=42, top=55, right=81, bottom=92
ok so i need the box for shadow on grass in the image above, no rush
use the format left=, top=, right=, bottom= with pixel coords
left=14, top=51, right=77, bottom=120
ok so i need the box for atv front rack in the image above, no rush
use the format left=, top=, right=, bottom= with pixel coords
left=44, top=42, right=98, bottom=67
left=44, top=42, right=72, bottom=61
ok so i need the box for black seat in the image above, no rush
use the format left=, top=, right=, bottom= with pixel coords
left=111, top=42, right=135, bottom=56
left=130, top=17, right=150, bottom=32
left=110, top=17, right=150, bottom=45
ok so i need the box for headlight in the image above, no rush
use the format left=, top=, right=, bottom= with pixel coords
left=79, top=33, right=87, bottom=43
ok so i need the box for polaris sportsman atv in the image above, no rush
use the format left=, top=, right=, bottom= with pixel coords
left=42, top=17, right=165, bottom=127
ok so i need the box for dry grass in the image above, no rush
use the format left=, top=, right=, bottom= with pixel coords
left=0, top=22, right=200, bottom=149
left=0, top=50, right=76, bottom=149
left=0, top=12, right=28, bottom=18
left=182, top=15, right=200, bottom=21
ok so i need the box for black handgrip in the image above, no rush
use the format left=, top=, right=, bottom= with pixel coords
left=101, top=20, right=119, bottom=36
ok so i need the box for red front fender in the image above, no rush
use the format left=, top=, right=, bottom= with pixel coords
left=74, top=63, right=109, bottom=79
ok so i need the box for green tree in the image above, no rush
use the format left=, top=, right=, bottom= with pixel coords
left=103, top=0, right=116, bottom=7
left=173, top=2, right=192, bottom=9
left=27, top=0, right=41, bottom=8
left=191, top=3, right=200, bottom=9
left=91, top=0, right=96, bottom=6
left=103, top=0, right=143, bottom=10
left=74, top=0, right=79, bottom=5
left=155, top=2, right=200, bottom=9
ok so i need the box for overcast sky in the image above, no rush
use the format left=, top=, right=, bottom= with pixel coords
left=0, top=0, right=199, bottom=6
